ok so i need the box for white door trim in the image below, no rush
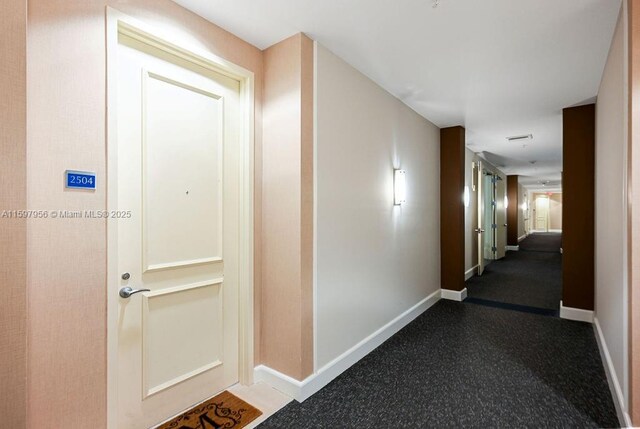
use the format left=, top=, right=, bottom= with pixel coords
left=105, top=8, right=255, bottom=428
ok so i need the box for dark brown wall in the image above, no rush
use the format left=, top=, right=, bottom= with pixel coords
left=507, top=175, right=519, bottom=246
left=562, top=104, right=595, bottom=310
left=440, top=126, right=465, bottom=292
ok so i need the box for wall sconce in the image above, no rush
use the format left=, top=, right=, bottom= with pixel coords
left=463, top=186, right=470, bottom=208
left=471, top=162, right=477, bottom=191
left=394, top=169, right=406, bottom=205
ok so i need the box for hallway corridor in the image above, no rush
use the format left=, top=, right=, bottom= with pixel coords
left=259, top=232, right=620, bottom=427
left=466, top=233, right=562, bottom=313
left=259, top=300, right=619, bottom=428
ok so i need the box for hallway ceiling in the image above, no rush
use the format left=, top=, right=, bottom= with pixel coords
left=173, top=0, right=621, bottom=188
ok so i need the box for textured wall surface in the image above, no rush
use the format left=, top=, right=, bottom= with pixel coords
left=0, top=0, right=27, bottom=426
left=261, top=33, right=314, bottom=380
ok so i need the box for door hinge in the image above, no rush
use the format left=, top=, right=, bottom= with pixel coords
left=491, top=223, right=497, bottom=229
left=492, top=246, right=497, bottom=252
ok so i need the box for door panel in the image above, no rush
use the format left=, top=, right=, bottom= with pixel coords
left=476, top=162, right=485, bottom=275
left=535, top=196, right=549, bottom=231
left=495, top=177, right=506, bottom=259
left=116, top=34, right=241, bottom=429
left=483, top=174, right=494, bottom=261
left=143, top=71, right=223, bottom=271
left=142, top=280, right=223, bottom=398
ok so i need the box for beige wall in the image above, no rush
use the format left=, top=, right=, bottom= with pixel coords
left=0, top=0, right=27, bottom=426
left=315, top=44, right=441, bottom=368
left=629, top=0, right=640, bottom=421
left=596, top=4, right=630, bottom=419
left=261, top=33, right=314, bottom=380
left=26, top=1, right=263, bottom=426
left=549, top=193, right=563, bottom=230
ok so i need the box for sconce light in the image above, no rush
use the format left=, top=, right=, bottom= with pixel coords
left=463, top=186, right=470, bottom=208
left=471, top=162, right=477, bottom=191
left=394, top=169, right=406, bottom=205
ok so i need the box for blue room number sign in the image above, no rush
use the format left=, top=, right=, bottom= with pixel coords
left=65, top=170, right=96, bottom=190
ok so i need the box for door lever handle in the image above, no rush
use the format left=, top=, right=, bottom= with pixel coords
left=119, top=286, right=150, bottom=298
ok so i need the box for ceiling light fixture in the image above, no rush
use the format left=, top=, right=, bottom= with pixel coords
left=506, top=134, right=533, bottom=142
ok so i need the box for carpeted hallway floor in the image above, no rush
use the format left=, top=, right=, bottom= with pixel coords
left=259, top=300, right=619, bottom=428
left=259, top=233, right=619, bottom=428
left=519, top=232, right=562, bottom=253
left=466, top=233, right=562, bottom=310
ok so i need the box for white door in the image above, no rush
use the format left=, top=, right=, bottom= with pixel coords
left=482, top=173, right=495, bottom=261
left=476, top=162, right=485, bottom=275
left=495, top=177, right=506, bottom=259
left=116, top=34, right=241, bottom=429
left=535, top=196, right=549, bottom=232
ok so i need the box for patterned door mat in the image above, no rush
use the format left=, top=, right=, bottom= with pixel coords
left=156, top=390, right=262, bottom=429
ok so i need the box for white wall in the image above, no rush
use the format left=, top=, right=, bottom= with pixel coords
left=595, top=4, right=629, bottom=415
left=315, top=44, right=440, bottom=369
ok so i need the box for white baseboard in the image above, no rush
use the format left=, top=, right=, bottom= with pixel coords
left=518, top=234, right=527, bottom=242
left=549, top=229, right=562, bottom=233
left=594, top=318, right=632, bottom=428
left=254, top=288, right=442, bottom=402
left=559, top=300, right=594, bottom=323
left=464, top=266, right=477, bottom=281
left=253, top=365, right=305, bottom=401
left=506, top=245, right=519, bottom=251
left=441, top=288, right=468, bottom=302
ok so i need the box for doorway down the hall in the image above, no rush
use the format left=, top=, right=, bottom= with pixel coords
left=466, top=232, right=562, bottom=315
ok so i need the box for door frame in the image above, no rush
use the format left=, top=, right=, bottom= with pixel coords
left=105, top=8, right=255, bottom=428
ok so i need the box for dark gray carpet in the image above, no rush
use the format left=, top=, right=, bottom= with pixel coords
left=466, top=234, right=562, bottom=310
left=519, top=232, right=562, bottom=253
left=259, top=301, right=619, bottom=428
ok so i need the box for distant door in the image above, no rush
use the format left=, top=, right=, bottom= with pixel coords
left=495, top=177, right=506, bottom=259
left=477, top=162, right=486, bottom=275
left=483, top=173, right=495, bottom=262
left=535, top=196, right=549, bottom=231
left=116, top=34, right=241, bottom=428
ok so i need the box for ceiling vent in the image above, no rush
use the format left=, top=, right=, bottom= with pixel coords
left=506, top=134, right=533, bottom=142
